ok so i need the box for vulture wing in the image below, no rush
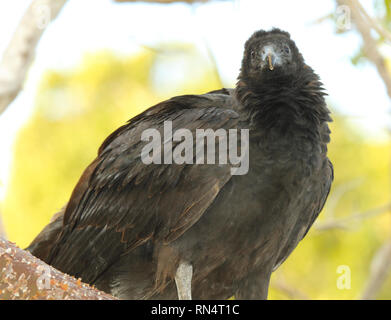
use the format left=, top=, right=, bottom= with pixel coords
left=46, top=93, right=240, bottom=284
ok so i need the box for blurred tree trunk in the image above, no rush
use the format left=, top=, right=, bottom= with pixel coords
left=0, top=212, right=6, bottom=239
left=0, top=0, right=68, bottom=115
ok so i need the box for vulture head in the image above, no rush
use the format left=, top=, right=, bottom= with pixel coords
left=239, top=28, right=306, bottom=85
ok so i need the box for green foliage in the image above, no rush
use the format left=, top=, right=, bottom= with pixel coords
left=3, top=44, right=391, bottom=299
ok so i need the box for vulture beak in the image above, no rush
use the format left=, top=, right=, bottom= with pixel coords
left=267, top=54, right=274, bottom=71
left=261, top=45, right=278, bottom=71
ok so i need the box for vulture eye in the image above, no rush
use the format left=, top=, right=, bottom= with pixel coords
left=250, top=51, right=256, bottom=59
left=283, top=45, right=290, bottom=54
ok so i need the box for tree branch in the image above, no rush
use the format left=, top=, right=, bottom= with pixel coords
left=0, top=237, right=116, bottom=299
left=315, top=202, right=391, bottom=231
left=361, top=238, right=391, bottom=300
left=336, top=0, right=391, bottom=99
left=271, top=277, right=309, bottom=300
left=355, top=0, right=391, bottom=44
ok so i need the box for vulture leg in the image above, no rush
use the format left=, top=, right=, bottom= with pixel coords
left=175, top=261, right=193, bottom=300
left=235, top=269, right=272, bottom=300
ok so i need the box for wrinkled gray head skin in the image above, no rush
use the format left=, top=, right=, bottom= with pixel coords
left=240, top=28, right=305, bottom=83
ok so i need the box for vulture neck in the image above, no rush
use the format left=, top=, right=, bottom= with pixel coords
left=234, top=69, right=331, bottom=129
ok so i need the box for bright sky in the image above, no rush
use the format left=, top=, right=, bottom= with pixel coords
left=0, top=0, right=390, bottom=199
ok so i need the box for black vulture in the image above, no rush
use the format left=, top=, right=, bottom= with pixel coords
left=27, top=28, right=333, bottom=299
